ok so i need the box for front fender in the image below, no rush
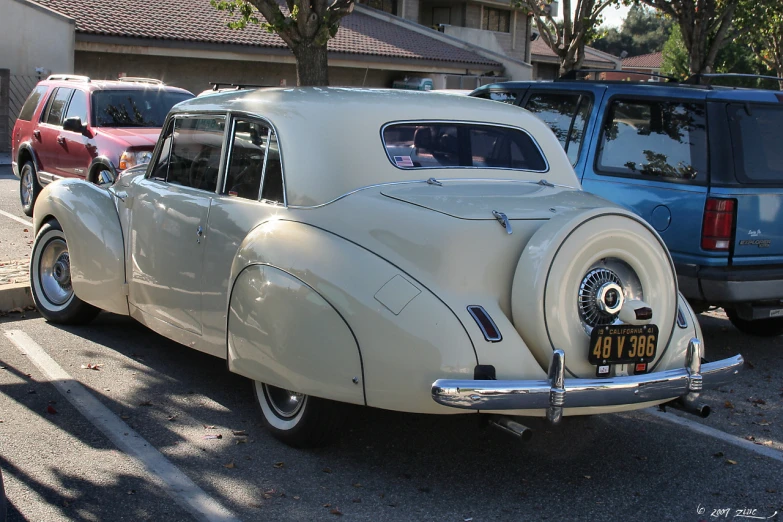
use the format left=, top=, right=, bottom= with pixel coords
left=33, top=180, right=128, bottom=315
left=228, top=220, right=478, bottom=414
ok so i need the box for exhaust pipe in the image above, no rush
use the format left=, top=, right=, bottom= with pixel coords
left=664, top=397, right=711, bottom=418
left=488, top=415, right=533, bottom=441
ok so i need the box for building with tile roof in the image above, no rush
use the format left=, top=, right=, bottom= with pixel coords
left=529, top=39, right=621, bottom=79
left=603, top=51, right=664, bottom=82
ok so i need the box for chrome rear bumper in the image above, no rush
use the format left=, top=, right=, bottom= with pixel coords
left=431, top=339, right=743, bottom=422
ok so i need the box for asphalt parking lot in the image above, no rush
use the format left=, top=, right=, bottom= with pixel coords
left=0, top=167, right=781, bottom=521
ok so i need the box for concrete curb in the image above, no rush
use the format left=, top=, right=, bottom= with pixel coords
left=0, top=283, right=35, bottom=312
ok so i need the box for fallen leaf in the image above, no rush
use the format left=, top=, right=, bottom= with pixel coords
left=120, top=414, right=130, bottom=420
left=745, top=361, right=755, bottom=369
left=713, top=451, right=724, bottom=458
left=724, top=400, right=734, bottom=409
left=419, top=486, right=431, bottom=493
left=47, top=405, right=57, bottom=414
left=203, top=425, right=216, bottom=430
left=167, top=414, right=178, bottom=421
left=63, top=500, right=70, bottom=507
left=584, top=475, right=592, bottom=479
left=353, top=483, right=362, bottom=488
left=224, top=461, right=235, bottom=469
left=203, top=434, right=222, bottom=440
left=23, top=228, right=28, bottom=232
left=232, top=430, right=248, bottom=436
left=127, top=489, right=136, bottom=495
left=745, top=435, right=756, bottom=442
left=322, top=467, right=332, bottom=473
left=352, top=498, right=361, bottom=503
left=80, top=363, right=102, bottom=370
left=293, top=496, right=301, bottom=500
left=235, top=438, right=247, bottom=445
left=330, top=508, right=343, bottom=516
left=139, top=400, right=152, bottom=407
left=726, top=459, right=738, bottom=465
left=323, top=503, right=331, bottom=508
left=751, top=398, right=766, bottom=405
left=767, top=489, right=777, bottom=493
left=273, top=462, right=284, bottom=468
left=263, top=493, right=273, bottom=500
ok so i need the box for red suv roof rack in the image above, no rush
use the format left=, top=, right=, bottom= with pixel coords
left=46, top=74, right=91, bottom=83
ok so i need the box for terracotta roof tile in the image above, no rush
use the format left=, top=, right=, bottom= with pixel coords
left=530, top=39, right=617, bottom=65
left=34, top=0, right=499, bottom=67
left=622, top=52, right=663, bottom=69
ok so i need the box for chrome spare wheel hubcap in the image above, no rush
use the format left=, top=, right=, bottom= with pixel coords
left=40, top=239, right=73, bottom=305
left=264, top=384, right=305, bottom=418
left=578, top=267, right=624, bottom=328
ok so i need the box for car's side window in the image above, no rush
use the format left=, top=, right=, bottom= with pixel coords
left=17, top=86, right=48, bottom=122
left=260, top=132, right=284, bottom=204
left=64, top=89, right=88, bottom=124
left=224, top=120, right=268, bottom=200
left=596, top=98, right=707, bottom=181
left=44, top=88, right=74, bottom=126
left=167, top=116, right=225, bottom=192
left=149, top=120, right=174, bottom=181
left=524, top=92, right=591, bottom=166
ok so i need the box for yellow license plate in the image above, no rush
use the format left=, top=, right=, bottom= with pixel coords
left=588, top=324, right=659, bottom=365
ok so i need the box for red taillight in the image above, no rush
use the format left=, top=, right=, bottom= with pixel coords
left=701, top=198, right=736, bottom=251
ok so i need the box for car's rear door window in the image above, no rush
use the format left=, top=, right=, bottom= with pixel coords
left=223, top=119, right=283, bottom=203
left=17, top=85, right=48, bottom=121
left=524, top=92, right=592, bottom=165
left=596, top=99, right=707, bottom=181
left=166, top=116, right=226, bottom=192
left=383, top=122, right=546, bottom=172
left=44, top=88, right=73, bottom=126
left=727, top=104, right=783, bottom=183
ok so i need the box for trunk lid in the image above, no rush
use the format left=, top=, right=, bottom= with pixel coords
left=380, top=182, right=611, bottom=220
left=720, top=102, right=783, bottom=265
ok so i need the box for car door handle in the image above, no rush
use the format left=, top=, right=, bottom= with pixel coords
left=33, top=130, right=41, bottom=140
left=197, top=226, right=203, bottom=244
left=57, top=136, right=66, bottom=145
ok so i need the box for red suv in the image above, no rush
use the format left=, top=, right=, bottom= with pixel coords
left=11, top=74, right=193, bottom=216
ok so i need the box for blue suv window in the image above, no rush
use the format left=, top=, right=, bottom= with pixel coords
left=727, top=104, right=783, bottom=183
left=597, top=99, right=707, bottom=182
left=524, top=92, right=591, bottom=166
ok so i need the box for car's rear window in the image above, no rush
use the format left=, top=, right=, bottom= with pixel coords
left=382, top=122, right=547, bottom=172
left=18, top=85, right=48, bottom=121
left=728, top=104, right=783, bottom=183
left=92, top=89, right=193, bottom=128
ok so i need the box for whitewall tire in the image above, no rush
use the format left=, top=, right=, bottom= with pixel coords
left=30, top=220, right=99, bottom=324
left=253, top=380, right=346, bottom=448
left=511, top=208, right=678, bottom=378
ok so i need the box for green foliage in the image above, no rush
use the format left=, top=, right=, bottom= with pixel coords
left=211, top=0, right=260, bottom=29
left=592, top=6, right=672, bottom=57
left=662, top=23, right=776, bottom=87
left=733, top=0, right=783, bottom=79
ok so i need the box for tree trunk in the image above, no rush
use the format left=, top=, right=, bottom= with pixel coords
left=292, top=42, right=330, bottom=86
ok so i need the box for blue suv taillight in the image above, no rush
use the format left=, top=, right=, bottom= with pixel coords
left=701, top=198, right=736, bottom=251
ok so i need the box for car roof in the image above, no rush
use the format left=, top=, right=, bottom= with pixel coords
left=172, top=87, right=578, bottom=207
left=473, top=81, right=783, bottom=103
left=42, top=78, right=192, bottom=95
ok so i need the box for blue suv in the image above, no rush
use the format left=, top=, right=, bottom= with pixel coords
left=472, top=76, right=783, bottom=336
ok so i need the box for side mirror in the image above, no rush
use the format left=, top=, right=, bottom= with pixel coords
left=62, top=116, right=84, bottom=133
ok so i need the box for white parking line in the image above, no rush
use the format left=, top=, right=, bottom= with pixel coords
left=4, top=329, right=241, bottom=522
left=0, top=209, right=33, bottom=228
left=645, top=408, right=783, bottom=463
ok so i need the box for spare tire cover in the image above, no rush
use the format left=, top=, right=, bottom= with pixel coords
left=511, top=207, right=677, bottom=378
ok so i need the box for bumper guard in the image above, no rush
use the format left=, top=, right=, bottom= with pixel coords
left=431, top=339, right=743, bottom=423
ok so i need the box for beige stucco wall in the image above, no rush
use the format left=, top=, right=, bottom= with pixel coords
left=0, top=0, right=74, bottom=75
left=75, top=51, right=425, bottom=94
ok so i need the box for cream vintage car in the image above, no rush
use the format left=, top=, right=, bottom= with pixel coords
left=29, top=88, right=743, bottom=447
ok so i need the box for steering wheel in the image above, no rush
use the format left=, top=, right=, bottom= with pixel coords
left=189, top=148, right=218, bottom=190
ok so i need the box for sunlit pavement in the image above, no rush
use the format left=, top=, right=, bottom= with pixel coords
left=0, top=169, right=781, bottom=521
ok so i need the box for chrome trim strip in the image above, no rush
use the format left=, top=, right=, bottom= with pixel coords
left=466, top=305, right=502, bottom=342
left=288, top=178, right=576, bottom=210
left=677, top=306, right=688, bottom=328
left=380, top=119, right=550, bottom=174
left=431, top=345, right=743, bottom=412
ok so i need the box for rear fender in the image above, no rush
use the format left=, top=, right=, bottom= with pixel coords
left=33, top=179, right=128, bottom=315
left=227, top=220, right=478, bottom=413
